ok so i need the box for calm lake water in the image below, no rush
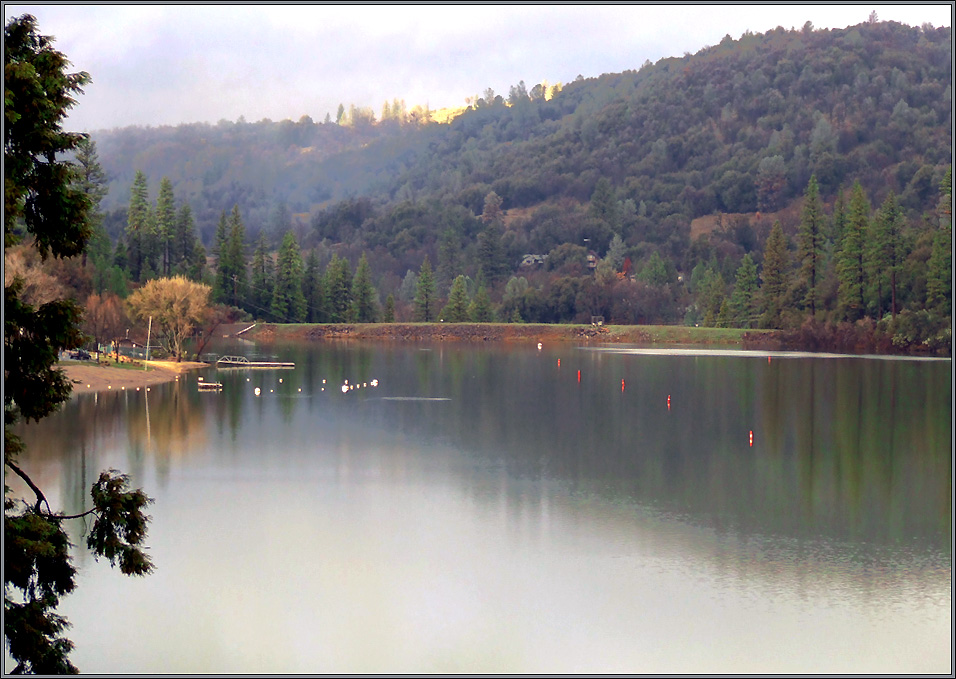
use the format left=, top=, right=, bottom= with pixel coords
left=7, top=341, right=952, bottom=674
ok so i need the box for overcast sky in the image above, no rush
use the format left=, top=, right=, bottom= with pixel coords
left=4, top=4, right=952, bottom=132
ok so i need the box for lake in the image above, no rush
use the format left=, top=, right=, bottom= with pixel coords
left=7, top=340, right=952, bottom=673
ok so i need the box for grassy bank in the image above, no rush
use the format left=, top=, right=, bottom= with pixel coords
left=248, top=322, right=777, bottom=347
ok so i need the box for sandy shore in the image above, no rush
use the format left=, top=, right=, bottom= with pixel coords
left=62, top=360, right=209, bottom=395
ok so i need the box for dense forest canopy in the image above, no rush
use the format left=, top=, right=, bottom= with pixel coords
left=40, top=17, right=954, bottom=351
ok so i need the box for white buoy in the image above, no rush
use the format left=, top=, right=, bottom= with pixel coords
left=341, top=385, right=348, bottom=393
left=537, top=342, right=542, bottom=350
left=254, top=387, right=261, bottom=396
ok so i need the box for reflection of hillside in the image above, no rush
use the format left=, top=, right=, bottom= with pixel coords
left=13, top=343, right=951, bottom=563
left=348, top=345, right=951, bottom=551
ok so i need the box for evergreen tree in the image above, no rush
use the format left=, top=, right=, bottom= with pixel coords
left=155, top=176, right=176, bottom=275
left=837, top=182, right=869, bottom=321
left=730, top=253, right=758, bottom=328
left=926, top=169, right=952, bottom=316
left=5, top=15, right=153, bottom=673
left=441, top=274, right=471, bottom=322
left=225, top=205, right=249, bottom=309
left=698, top=268, right=726, bottom=327
left=174, top=203, right=201, bottom=280
left=212, top=210, right=230, bottom=304
left=830, top=188, right=847, bottom=250
left=72, top=136, right=108, bottom=235
left=250, top=232, right=274, bottom=319
left=383, top=294, right=396, bottom=322
left=468, top=286, right=495, bottom=322
left=926, top=223, right=952, bottom=317
left=759, top=220, right=789, bottom=328
left=437, top=227, right=462, bottom=290
left=796, top=175, right=825, bottom=316
left=414, top=255, right=437, bottom=322
left=271, top=230, right=306, bottom=322
left=867, top=191, right=904, bottom=318
left=350, top=252, right=378, bottom=322
left=125, top=170, right=149, bottom=281
left=324, top=254, right=352, bottom=322
left=477, top=192, right=509, bottom=285
left=302, top=249, right=324, bottom=322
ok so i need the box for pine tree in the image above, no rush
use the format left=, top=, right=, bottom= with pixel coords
left=212, top=210, right=230, bottom=304
left=302, top=249, right=324, bottom=322
left=837, top=182, right=869, bottom=321
left=5, top=16, right=153, bottom=673
left=926, top=169, right=952, bottom=317
left=350, top=252, right=378, bottom=322
left=126, top=170, right=149, bottom=281
left=383, top=294, right=396, bottom=322
left=225, top=205, right=249, bottom=309
left=867, top=191, right=904, bottom=318
left=174, top=203, right=201, bottom=280
left=155, top=176, right=176, bottom=275
left=698, top=268, right=726, bottom=327
left=414, top=255, right=437, bottom=322
left=271, top=230, right=306, bottom=322
left=72, top=136, right=108, bottom=234
left=926, top=224, right=952, bottom=317
left=759, top=221, right=789, bottom=328
left=477, top=192, right=509, bottom=286
left=441, top=275, right=470, bottom=322
left=468, top=286, right=495, bottom=322
left=324, top=254, right=352, bottom=323
left=796, top=175, right=825, bottom=316
left=730, top=253, right=758, bottom=328
left=250, top=232, right=274, bottom=319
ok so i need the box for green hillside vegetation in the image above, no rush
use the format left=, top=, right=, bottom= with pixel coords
left=56, top=19, right=953, bottom=353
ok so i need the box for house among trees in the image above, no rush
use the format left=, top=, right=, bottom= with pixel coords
left=520, top=254, right=547, bottom=267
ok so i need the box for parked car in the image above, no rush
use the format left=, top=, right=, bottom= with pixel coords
left=70, top=349, right=91, bottom=360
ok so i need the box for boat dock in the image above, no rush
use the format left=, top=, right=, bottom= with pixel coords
left=216, top=355, right=295, bottom=369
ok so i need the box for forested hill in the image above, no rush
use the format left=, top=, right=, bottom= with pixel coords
left=93, top=19, right=951, bottom=255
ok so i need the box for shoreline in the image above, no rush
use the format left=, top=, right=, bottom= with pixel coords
left=62, top=359, right=209, bottom=395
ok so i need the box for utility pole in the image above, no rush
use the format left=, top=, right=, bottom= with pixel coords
left=145, top=316, right=152, bottom=370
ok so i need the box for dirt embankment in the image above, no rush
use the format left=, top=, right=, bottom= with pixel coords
left=62, top=359, right=209, bottom=395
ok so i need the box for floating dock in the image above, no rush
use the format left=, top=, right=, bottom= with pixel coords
left=216, top=355, right=295, bottom=369
left=197, top=379, right=223, bottom=391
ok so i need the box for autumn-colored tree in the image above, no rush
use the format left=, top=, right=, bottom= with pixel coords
left=126, top=276, right=212, bottom=361
left=82, top=292, right=127, bottom=351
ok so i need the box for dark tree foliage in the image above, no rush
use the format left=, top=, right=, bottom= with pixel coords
left=4, top=15, right=154, bottom=674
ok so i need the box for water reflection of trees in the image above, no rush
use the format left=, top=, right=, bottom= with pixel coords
left=15, top=344, right=951, bottom=557
left=358, top=347, right=951, bottom=550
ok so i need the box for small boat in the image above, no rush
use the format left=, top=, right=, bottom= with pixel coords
left=216, top=355, right=295, bottom=369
